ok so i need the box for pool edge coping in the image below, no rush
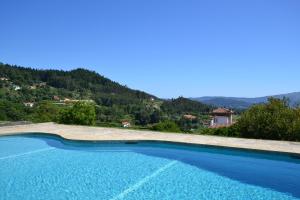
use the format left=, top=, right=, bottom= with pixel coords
left=1, top=122, right=300, bottom=156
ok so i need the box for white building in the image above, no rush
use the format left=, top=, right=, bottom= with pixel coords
left=0, top=77, right=9, bottom=81
left=13, top=85, right=21, bottom=91
left=210, top=108, right=234, bottom=127
left=122, top=121, right=131, bottom=128
left=24, top=102, right=35, bottom=107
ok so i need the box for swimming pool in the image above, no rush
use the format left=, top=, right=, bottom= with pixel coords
left=1, top=133, right=300, bottom=200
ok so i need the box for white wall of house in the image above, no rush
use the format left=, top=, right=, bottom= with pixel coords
left=214, top=116, right=229, bottom=125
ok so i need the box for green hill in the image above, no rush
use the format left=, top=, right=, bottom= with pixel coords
left=0, top=63, right=155, bottom=105
left=0, top=63, right=212, bottom=131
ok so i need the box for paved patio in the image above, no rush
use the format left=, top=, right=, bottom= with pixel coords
left=1, top=122, right=300, bottom=155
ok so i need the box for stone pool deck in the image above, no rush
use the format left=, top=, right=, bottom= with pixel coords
left=1, top=122, right=300, bottom=155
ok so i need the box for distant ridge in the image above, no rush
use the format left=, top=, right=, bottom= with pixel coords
left=191, top=92, right=300, bottom=109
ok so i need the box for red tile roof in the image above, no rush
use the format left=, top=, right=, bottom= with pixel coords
left=212, top=108, right=234, bottom=114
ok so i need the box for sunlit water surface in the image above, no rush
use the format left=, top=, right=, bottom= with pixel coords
left=1, top=134, right=300, bottom=200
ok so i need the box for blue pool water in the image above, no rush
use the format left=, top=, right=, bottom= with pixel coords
left=0, top=134, right=300, bottom=200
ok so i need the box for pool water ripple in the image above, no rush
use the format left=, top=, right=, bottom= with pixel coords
left=0, top=134, right=300, bottom=200
left=0, top=147, right=55, bottom=160
left=110, top=160, right=178, bottom=200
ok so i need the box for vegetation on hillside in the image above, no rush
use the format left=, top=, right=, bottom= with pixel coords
left=152, top=120, right=181, bottom=133
left=0, top=63, right=154, bottom=104
left=162, top=97, right=211, bottom=116
left=0, top=63, right=212, bottom=132
left=58, top=102, right=96, bottom=125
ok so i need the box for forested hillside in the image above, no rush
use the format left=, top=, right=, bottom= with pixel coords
left=0, top=63, right=154, bottom=105
left=0, top=63, right=213, bottom=132
left=162, top=97, right=211, bottom=115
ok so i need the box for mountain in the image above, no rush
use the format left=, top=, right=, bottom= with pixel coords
left=191, top=97, right=253, bottom=109
left=161, top=97, right=212, bottom=115
left=0, top=63, right=157, bottom=105
left=192, top=92, right=300, bottom=109
left=0, top=63, right=212, bottom=125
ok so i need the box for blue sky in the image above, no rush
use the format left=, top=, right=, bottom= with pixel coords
left=1, top=0, right=300, bottom=98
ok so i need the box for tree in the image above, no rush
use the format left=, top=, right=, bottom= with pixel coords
left=150, top=110, right=161, bottom=124
left=237, top=98, right=300, bottom=141
left=134, top=110, right=151, bottom=126
left=29, top=101, right=59, bottom=122
left=0, top=100, right=26, bottom=121
left=152, top=120, right=181, bottom=133
left=58, top=102, right=96, bottom=125
left=178, top=117, right=199, bottom=132
left=161, top=97, right=212, bottom=115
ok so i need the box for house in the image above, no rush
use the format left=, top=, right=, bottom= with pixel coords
left=12, top=85, right=21, bottom=91
left=0, top=77, right=9, bottom=81
left=122, top=121, right=131, bottom=128
left=29, top=82, right=46, bottom=89
left=183, top=114, right=197, bottom=120
left=24, top=102, right=35, bottom=107
left=210, top=108, right=234, bottom=127
left=53, top=96, right=60, bottom=101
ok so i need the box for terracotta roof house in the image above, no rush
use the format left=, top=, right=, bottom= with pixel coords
left=53, top=96, right=60, bottom=101
left=210, top=108, right=234, bottom=128
left=121, top=121, right=131, bottom=128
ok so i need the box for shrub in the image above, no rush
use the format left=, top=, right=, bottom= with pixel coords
left=29, top=101, right=59, bottom=122
left=58, top=102, right=96, bottom=125
left=200, top=125, right=240, bottom=137
left=0, top=100, right=26, bottom=121
left=178, top=117, right=199, bottom=132
left=237, top=98, right=300, bottom=141
left=152, top=120, right=181, bottom=133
